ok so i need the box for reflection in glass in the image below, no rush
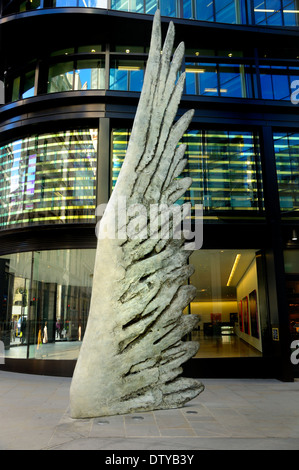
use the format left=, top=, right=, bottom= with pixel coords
left=188, top=249, right=263, bottom=358
left=22, top=70, right=35, bottom=99
left=219, top=63, right=244, bottom=97
left=0, top=250, right=95, bottom=360
left=78, top=0, right=108, bottom=6
left=111, top=129, right=264, bottom=214
left=159, top=0, right=178, bottom=16
left=274, top=132, right=299, bottom=212
left=0, top=252, right=32, bottom=358
left=185, top=62, right=255, bottom=98
left=48, top=62, right=74, bottom=93
left=0, top=129, right=98, bottom=229
left=182, top=0, right=245, bottom=22
left=254, top=0, right=299, bottom=25
left=185, top=63, right=218, bottom=96
left=109, top=60, right=145, bottom=91
left=110, top=0, right=144, bottom=11
left=74, top=60, right=105, bottom=90
left=259, top=65, right=294, bottom=100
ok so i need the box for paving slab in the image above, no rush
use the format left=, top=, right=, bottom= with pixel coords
left=0, top=371, right=299, bottom=451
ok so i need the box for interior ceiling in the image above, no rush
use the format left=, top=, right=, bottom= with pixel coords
left=3, top=249, right=257, bottom=295
left=190, top=249, right=256, bottom=301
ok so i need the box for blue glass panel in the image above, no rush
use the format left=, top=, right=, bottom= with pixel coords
left=195, top=0, right=214, bottom=20
left=219, top=64, right=243, bottom=97
left=259, top=67, right=274, bottom=100
left=109, top=68, right=128, bottom=90
left=54, top=0, right=77, bottom=5
left=272, top=69, right=289, bottom=100
left=254, top=0, right=283, bottom=25
left=146, top=0, right=158, bottom=14
left=183, top=0, right=193, bottom=18
left=274, top=132, right=299, bottom=212
left=185, top=63, right=218, bottom=96
left=128, top=70, right=144, bottom=91
left=283, top=0, right=299, bottom=25
left=109, top=61, right=144, bottom=91
left=160, top=0, right=177, bottom=16
left=215, top=0, right=236, bottom=23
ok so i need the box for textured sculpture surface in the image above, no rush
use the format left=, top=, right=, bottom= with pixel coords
left=70, top=11, right=204, bottom=419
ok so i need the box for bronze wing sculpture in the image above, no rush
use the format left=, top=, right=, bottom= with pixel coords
left=70, top=10, right=204, bottom=419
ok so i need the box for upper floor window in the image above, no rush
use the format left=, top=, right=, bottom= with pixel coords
left=2, top=46, right=298, bottom=104
left=274, top=132, right=299, bottom=214
left=1, top=0, right=299, bottom=26
left=0, top=129, right=98, bottom=229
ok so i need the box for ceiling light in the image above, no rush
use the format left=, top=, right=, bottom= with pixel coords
left=185, top=68, right=206, bottom=73
left=227, top=254, right=241, bottom=287
left=254, top=8, right=275, bottom=11
left=292, top=229, right=298, bottom=241
left=118, top=66, right=141, bottom=71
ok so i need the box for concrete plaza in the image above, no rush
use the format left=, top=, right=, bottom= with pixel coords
left=0, top=371, right=299, bottom=450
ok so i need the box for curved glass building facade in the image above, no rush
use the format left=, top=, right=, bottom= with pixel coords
left=0, top=0, right=298, bottom=380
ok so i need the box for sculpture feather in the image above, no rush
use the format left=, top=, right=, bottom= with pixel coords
left=70, top=10, right=204, bottom=419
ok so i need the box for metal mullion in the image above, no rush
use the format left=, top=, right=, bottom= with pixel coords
left=105, top=43, right=110, bottom=91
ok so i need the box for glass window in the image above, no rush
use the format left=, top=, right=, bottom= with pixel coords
left=185, top=62, right=253, bottom=98
left=50, top=48, right=75, bottom=57
left=183, top=0, right=194, bottom=18
left=254, top=0, right=283, bottom=24
left=188, top=249, right=263, bottom=358
left=145, top=0, right=158, bottom=14
left=110, top=0, right=144, bottom=11
left=215, top=0, right=237, bottom=23
left=283, top=0, right=299, bottom=25
left=19, top=0, right=41, bottom=11
left=160, top=0, right=178, bottom=16
left=260, top=65, right=292, bottom=101
left=182, top=130, right=263, bottom=212
left=22, top=70, right=35, bottom=99
left=109, top=60, right=145, bottom=92
left=74, top=60, right=105, bottom=90
left=78, top=0, right=108, bottom=6
left=77, top=45, right=102, bottom=53
left=54, top=0, right=78, bottom=6
left=219, top=63, right=244, bottom=97
left=185, top=63, right=218, bottom=96
left=47, top=62, right=74, bottom=93
left=273, top=132, right=299, bottom=212
left=194, top=0, right=214, bottom=20
left=12, top=76, right=21, bottom=102
left=111, top=129, right=263, bottom=214
left=0, top=249, right=95, bottom=361
left=0, top=129, right=98, bottom=229
left=0, top=252, right=32, bottom=358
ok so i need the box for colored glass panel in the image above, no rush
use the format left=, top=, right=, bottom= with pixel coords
left=273, top=132, right=299, bottom=213
left=111, top=129, right=263, bottom=215
left=0, top=129, right=98, bottom=229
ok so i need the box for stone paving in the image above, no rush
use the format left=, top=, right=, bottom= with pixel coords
left=0, top=371, right=299, bottom=450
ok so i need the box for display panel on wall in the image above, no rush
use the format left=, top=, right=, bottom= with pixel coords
left=0, top=129, right=98, bottom=229
left=112, top=129, right=264, bottom=217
